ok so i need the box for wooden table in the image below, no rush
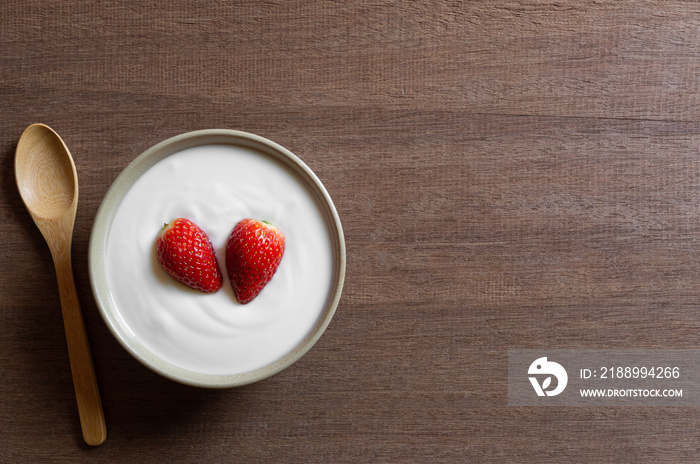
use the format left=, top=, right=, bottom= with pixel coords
left=2, top=1, right=700, bottom=462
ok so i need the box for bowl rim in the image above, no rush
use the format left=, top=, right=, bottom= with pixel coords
left=88, top=129, right=346, bottom=388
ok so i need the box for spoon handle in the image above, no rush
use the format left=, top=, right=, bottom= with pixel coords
left=53, top=250, right=107, bottom=446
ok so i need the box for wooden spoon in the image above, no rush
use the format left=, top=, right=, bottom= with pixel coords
left=15, top=123, right=107, bottom=446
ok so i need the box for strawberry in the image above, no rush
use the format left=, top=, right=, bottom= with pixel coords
left=225, top=218, right=285, bottom=304
left=155, top=218, right=223, bottom=293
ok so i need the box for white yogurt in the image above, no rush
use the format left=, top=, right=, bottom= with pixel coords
left=104, top=144, right=334, bottom=375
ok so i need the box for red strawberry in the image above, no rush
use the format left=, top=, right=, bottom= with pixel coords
left=155, top=218, right=223, bottom=293
left=225, top=218, right=285, bottom=304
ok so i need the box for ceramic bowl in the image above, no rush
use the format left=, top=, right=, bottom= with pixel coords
left=88, top=129, right=345, bottom=388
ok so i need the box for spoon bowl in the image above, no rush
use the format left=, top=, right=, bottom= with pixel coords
left=16, top=126, right=76, bottom=220
left=15, top=123, right=107, bottom=446
left=16, top=124, right=77, bottom=222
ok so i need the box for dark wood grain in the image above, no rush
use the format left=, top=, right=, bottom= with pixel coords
left=3, top=1, right=700, bottom=462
